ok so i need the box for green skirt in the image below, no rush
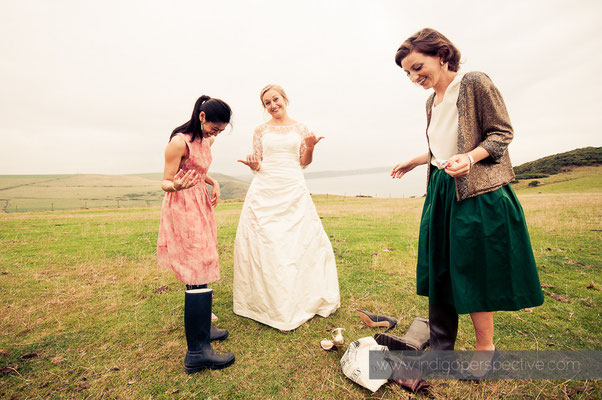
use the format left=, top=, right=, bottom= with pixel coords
left=417, top=168, right=544, bottom=314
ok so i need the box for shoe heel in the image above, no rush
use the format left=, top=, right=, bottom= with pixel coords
left=355, top=309, right=397, bottom=330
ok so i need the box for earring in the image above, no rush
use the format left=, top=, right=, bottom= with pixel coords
left=440, top=61, right=444, bottom=66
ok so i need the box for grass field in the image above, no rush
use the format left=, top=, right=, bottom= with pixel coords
left=1, top=165, right=599, bottom=214
left=512, top=166, right=602, bottom=194
left=0, top=173, right=249, bottom=213
left=1, top=189, right=601, bottom=399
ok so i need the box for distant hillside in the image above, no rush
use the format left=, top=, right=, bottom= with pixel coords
left=129, top=172, right=247, bottom=183
left=0, top=172, right=249, bottom=213
left=513, top=165, right=601, bottom=194
left=128, top=172, right=249, bottom=200
left=514, top=146, right=601, bottom=179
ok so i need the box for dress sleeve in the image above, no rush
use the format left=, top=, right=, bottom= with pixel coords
left=472, top=72, right=514, bottom=162
left=298, top=123, right=310, bottom=160
left=252, top=125, right=264, bottom=160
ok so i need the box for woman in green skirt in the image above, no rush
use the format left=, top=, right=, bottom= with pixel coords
left=391, top=28, right=544, bottom=354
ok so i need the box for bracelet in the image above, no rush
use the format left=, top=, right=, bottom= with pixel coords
left=466, top=153, right=475, bottom=166
left=171, top=181, right=178, bottom=192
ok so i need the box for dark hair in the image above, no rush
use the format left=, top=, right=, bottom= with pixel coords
left=170, top=95, right=232, bottom=142
left=395, top=28, right=461, bottom=72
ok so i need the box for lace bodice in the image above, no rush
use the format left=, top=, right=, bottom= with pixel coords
left=252, top=123, right=311, bottom=162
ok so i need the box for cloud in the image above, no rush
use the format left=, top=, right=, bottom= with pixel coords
left=1, top=0, right=600, bottom=175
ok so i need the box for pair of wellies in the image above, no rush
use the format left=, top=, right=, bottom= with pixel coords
left=183, top=287, right=234, bottom=374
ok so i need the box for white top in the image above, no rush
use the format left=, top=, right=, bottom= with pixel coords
left=428, top=73, right=465, bottom=169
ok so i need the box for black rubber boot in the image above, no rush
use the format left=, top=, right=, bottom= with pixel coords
left=184, top=289, right=235, bottom=373
left=185, top=284, right=229, bottom=342
left=428, top=303, right=458, bottom=350
left=374, top=316, right=430, bottom=350
left=209, top=326, right=228, bottom=341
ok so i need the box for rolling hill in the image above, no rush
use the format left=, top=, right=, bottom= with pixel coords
left=512, top=165, right=601, bottom=193
left=1, top=147, right=600, bottom=212
left=512, top=147, right=601, bottom=193
left=0, top=172, right=249, bottom=213
left=514, top=146, right=601, bottom=179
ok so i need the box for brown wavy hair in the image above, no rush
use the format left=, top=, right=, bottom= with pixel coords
left=395, top=28, right=461, bottom=72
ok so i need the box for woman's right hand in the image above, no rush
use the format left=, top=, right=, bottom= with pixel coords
left=238, top=154, right=261, bottom=171
left=173, top=169, right=200, bottom=190
left=391, top=160, right=416, bottom=179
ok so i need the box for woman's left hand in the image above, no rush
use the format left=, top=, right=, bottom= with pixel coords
left=210, top=182, right=220, bottom=207
left=304, top=133, right=324, bottom=149
left=443, top=154, right=472, bottom=178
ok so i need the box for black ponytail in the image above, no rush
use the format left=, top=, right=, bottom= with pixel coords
left=170, top=95, right=232, bottom=142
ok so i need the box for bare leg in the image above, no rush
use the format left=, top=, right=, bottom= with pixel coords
left=470, top=311, right=495, bottom=350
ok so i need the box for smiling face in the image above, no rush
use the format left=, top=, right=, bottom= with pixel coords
left=199, top=111, right=228, bottom=137
left=262, top=88, right=288, bottom=118
left=400, top=50, right=445, bottom=90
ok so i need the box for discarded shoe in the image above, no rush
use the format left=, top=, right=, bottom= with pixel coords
left=320, top=328, right=345, bottom=351
left=392, top=378, right=430, bottom=393
left=355, top=309, right=398, bottom=332
left=320, top=339, right=335, bottom=351
left=374, top=317, right=429, bottom=350
left=332, top=328, right=345, bottom=347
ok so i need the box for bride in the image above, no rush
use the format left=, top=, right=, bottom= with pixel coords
left=233, top=84, right=340, bottom=331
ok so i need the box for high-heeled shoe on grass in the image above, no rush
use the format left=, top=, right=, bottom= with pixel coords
left=355, top=309, right=398, bottom=332
left=320, top=339, right=335, bottom=351
left=331, top=328, right=345, bottom=348
left=320, top=328, right=345, bottom=351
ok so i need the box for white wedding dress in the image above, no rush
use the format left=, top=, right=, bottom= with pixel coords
left=233, top=122, right=340, bottom=331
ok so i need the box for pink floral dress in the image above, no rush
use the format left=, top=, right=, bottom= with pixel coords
left=157, top=133, right=219, bottom=285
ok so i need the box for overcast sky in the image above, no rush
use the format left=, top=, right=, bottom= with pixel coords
left=1, top=0, right=600, bottom=177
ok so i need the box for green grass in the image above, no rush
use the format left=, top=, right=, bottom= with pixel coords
left=513, top=165, right=602, bottom=194
left=1, top=164, right=599, bottom=213
left=0, top=173, right=249, bottom=213
left=1, top=194, right=601, bottom=399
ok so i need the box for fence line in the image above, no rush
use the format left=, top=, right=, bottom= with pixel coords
left=3, top=200, right=167, bottom=213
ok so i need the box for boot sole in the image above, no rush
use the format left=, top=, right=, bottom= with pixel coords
left=185, top=358, right=235, bottom=374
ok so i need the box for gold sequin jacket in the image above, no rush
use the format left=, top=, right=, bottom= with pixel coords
left=425, top=71, right=516, bottom=201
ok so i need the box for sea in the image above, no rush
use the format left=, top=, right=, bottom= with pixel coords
left=304, top=165, right=428, bottom=198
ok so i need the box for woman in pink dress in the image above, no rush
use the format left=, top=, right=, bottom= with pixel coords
left=157, top=95, right=235, bottom=373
